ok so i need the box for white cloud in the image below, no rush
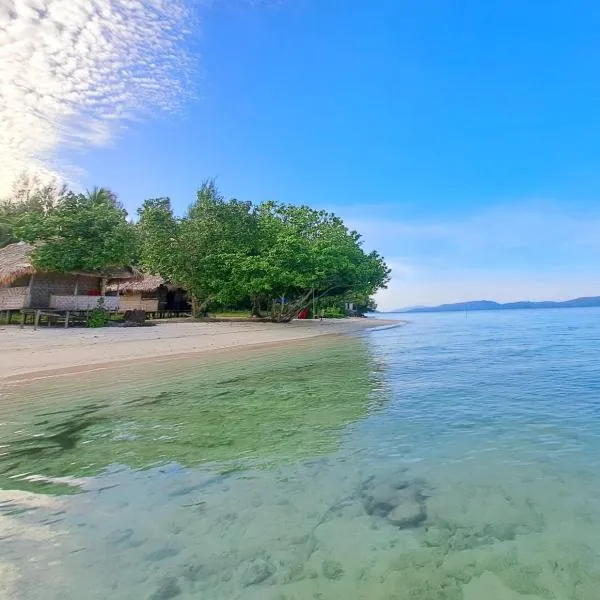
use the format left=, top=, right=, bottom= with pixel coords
left=0, top=0, right=193, bottom=194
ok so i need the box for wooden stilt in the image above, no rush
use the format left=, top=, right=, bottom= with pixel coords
left=65, top=311, right=70, bottom=328
left=34, top=310, right=40, bottom=330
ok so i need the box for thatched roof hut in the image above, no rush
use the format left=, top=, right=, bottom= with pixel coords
left=106, top=274, right=189, bottom=313
left=0, top=242, right=35, bottom=286
left=0, top=242, right=140, bottom=284
left=0, top=242, right=140, bottom=311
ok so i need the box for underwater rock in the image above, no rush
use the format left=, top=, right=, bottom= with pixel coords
left=462, top=572, right=546, bottom=600
left=363, top=483, right=402, bottom=517
left=147, top=576, right=181, bottom=600
left=145, top=546, right=181, bottom=561
left=387, top=500, right=426, bottom=528
left=240, top=558, right=276, bottom=587
left=322, top=559, right=344, bottom=580
left=360, top=474, right=428, bottom=528
left=180, top=561, right=204, bottom=582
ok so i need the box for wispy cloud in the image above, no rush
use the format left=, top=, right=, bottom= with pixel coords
left=0, top=0, right=194, bottom=193
left=350, top=201, right=600, bottom=263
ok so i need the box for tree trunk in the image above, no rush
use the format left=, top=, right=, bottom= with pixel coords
left=191, top=296, right=200, bottom=318
left=270, top=289, right=315, bottom=323
left=197, top=297, right=211, bottom=317
left=191, top=295, right=213, bottom=318
left=251, top=296, right=263, bottom=318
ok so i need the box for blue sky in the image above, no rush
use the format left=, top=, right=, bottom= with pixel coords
left=5, top=1, right=600, bottom=309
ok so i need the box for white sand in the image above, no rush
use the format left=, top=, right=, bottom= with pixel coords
left=0, top=318, right=400, bottom=381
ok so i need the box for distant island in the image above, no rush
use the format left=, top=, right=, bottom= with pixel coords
left=393, top=296, right=600, bottom=314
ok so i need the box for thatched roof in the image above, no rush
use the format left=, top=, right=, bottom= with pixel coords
left=0, top=242, right=34, bottom=286
left=106, top=266, right=143, bottom=281
left=106, top=274, right=166, bottom=294
left=0, top=242, right=141, bottom=286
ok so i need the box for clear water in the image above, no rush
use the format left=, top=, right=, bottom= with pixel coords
left=1, top=309, right=600, bottom=599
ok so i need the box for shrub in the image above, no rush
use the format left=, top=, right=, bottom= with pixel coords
left=321, top=306, right=345, bottom=319
left=87, top=298, right=109, bottom=328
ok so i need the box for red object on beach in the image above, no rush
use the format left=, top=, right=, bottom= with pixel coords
left=298, top=308, right=309, bottom=319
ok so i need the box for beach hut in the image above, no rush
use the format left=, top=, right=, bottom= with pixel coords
left=106, top=274, right=190, bottom=315
left=0, top=242, right=137, bottom=314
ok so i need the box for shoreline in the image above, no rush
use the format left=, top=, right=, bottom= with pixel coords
left=0, top=318, right=403, bottom=384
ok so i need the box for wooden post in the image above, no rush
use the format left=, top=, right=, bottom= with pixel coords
left=65, top=311, right=70, bottom=328
left=20, top=310, right=25, bottom=328
left=34, top=309, right=40, bottom=330
left=73, top=276, right=79, bottom=311
left=24, top=272, right=34, bottom=315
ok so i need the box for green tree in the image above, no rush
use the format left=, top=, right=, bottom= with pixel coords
left=0, top=177, right=67, bottom=248
left=238, top=203, right=390, bottom=321
left=138, top=181, right=258, bottom=316
left=138, top=183, right=390, bottom=322
left=136, top=197, right=181, bottom=281
left=19, top=189, right=137, bottom=273
left=85, top=186, right=119, bottom=206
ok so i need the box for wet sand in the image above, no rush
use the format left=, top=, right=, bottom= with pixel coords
left=0, top=318, right=401, bottom=382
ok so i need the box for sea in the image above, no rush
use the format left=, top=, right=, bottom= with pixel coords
left=1, top=307, right=600, bottom=599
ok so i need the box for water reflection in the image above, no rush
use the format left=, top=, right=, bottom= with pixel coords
left=0, top=336, right=382, bottom=494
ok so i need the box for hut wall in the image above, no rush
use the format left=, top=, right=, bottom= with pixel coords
left=28, top=274, right=101, bottom=309
left=0, top=275, right=31, bottom=309
left=119, top=293, right=159, bottom=312
left=0, top=286, right=29, bottom=309
left=50, top=295, right=120, bottom=311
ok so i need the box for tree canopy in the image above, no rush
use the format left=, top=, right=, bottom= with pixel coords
left=138, top=181, right=260, bottom=314
left=0, top=176, right=67, bottom=249
left=138, top=180, right=390, bottom=320
left=17, top=187, right=137, bottom=274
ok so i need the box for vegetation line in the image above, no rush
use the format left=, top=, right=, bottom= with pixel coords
left=1, top=175, right=390, bottom=322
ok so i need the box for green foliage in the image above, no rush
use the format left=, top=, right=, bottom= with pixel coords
left=238, top=202, right=390, bottom=321
left=0, top=175, right=67, bottom=248
left=321, top=306, right=345, bottom=319
left=18, top=188, right=137, bottom=273
left=315, top=291, right=378, bottom=316
left=0, top=203, right=20, bottom=248
left=136, top=197, right=180, bottom=281
left=138, top=180, right=259, bottom=316
left=139, top=183, right=390, bottom=322
left=87, top=298, right=109, bottom=328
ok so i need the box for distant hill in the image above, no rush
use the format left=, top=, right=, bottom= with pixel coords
left=394, top=296, right=600, bottom=313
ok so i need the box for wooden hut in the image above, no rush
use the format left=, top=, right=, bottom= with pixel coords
left=106, top=275, right=190, bottom=316
left=0, top=242, right=137, bottom=314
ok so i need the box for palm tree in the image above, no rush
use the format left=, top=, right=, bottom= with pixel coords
left=85, top=186, right=120, bottom=207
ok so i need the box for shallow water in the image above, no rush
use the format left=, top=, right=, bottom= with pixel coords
left=2, top=310, right=600, bottom=599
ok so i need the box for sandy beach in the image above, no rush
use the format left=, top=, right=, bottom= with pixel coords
left=0, top=318, right=401, bottom=382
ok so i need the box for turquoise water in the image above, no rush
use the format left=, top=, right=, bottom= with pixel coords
left=2, top=309, right=600, bottom=599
